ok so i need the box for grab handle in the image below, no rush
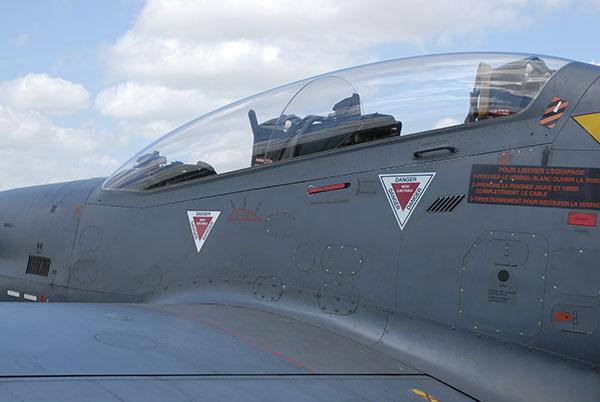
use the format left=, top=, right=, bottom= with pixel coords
left=413, top=146, right=458, bottom=159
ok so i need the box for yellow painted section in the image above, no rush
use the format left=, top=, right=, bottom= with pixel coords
left=412, top=388, right=440, bottom=402
left=574, top=112, right=600, bottom=143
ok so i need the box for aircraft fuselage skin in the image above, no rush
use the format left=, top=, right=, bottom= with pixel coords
left=1, top=62, right=600, bottom=402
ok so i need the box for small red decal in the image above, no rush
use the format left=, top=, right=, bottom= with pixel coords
left=391, top=182, right=419, bottom=210
left=228, top=208, right=262, bottom=222
left=553, top=311, right=572, bottom=322
left=193, top=216, right=213, bottom=239
left=307, top=182, right=349, bottom=195
left=187, top=211, right=221, bottom=252
left=498, top=151, right=512, bottom=165
left=228, top=198, right=262, bottom=222
left=379, top=172, right=436, bottom=230
left=540, top=97, right=569, bottom=129
left=567, top=212, right=597, bottom=227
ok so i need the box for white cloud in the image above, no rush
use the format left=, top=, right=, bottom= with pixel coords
left=14, top=33, right=29, bottom=47
left=78, top=154, right=120, bottom=168
left=433, top=117, right=460, bottom=129
left=115, top=119, right=184, bottom=142
left=0, top=106, right=95, bottom=152
left=0, top=105, right=117, bottom=190
left=95, top=81, right=225, bottom=122
left=0, top=73, right=90, bottom=115
left=591, top=61, right=600, bottom=66
left=583, top=0, right=600, bottom=7
left=106, top=0, right=540, bottom=95
left=0, top=148, right=117, bottom=191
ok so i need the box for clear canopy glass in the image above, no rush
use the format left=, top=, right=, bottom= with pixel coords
left=103, top=53, right=570, bottom=191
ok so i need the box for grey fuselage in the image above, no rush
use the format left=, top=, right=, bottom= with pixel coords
left=1, top=61, right=599, bottom=401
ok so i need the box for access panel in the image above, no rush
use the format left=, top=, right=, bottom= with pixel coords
left=459, top=231, right=549, bottom=337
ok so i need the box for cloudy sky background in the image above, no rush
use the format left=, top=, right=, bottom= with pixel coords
left=1, top=0, right=599, bottom=190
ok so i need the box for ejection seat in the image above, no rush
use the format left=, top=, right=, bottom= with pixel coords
left=248, top=93, right=402, bottom=166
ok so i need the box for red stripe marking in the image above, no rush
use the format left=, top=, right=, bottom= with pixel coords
left=307, top=182, right=349, bottom=195
left=182, top=306, right=317, bottom=374
left=539, top=113, right=564, bottom=125
left=568, top=212, right=597, bottom=227
left=547, top=123, right=557, bottom=129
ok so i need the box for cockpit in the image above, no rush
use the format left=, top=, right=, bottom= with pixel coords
left=103, top=53, right=570, bottom=191
left=248, top=90, right=401, bottom=167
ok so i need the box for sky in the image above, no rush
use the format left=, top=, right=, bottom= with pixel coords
left=1, top=0, right=599, bottom=190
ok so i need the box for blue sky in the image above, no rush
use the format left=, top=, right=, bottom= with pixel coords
left=1, top=1, right=142, bottom=85
left=0, top=0, right=599, bottom=189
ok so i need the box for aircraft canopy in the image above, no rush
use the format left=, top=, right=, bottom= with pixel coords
left=103, top=53, right=570, bottom=191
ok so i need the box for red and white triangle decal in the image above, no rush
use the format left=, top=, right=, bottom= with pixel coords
left=379, top=172, right=436, bottom=230
left=187, top=211, right=221, bottom=252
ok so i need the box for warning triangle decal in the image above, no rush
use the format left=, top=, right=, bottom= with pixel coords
left=193, top=216, right=213, bottom=239
left=379, top=172, right=436, bottom=230
left=391, top=182, right=420, bottom=210
left=187, top=211, right=221, bottom=252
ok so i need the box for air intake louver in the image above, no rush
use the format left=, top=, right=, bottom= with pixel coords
left=26, top=255, right=51, bottom=277
left=427, top=194, right=465, bottom=213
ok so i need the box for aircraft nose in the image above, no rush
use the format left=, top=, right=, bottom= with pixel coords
left=0, top=185, right=37, bottom=259
left=0, top=179, right=103, bottom=302
left=0, top=185, right=43, bottom=300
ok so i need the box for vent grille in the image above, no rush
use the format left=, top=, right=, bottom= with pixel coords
left=427, top=194, right=465, bottom=213
left=26, top=255, right=51, bottom=277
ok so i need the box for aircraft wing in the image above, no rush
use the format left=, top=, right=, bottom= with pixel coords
left=0, top=302, right=473, bottom=401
